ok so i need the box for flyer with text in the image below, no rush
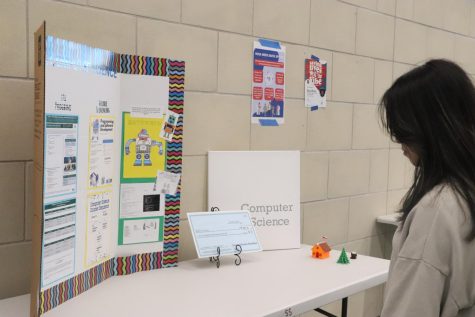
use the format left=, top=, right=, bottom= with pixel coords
left=305, top=57, right=327, bottom=109
left=251, top=40, right=286, bottom=126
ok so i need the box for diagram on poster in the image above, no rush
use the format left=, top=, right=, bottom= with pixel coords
left=121, top=112, right=166, bottom=181
left=252, top=40, right=286, bottom=126
left=85, top=191, right=112, bottom=267
left=119, top=183, right=163, bottom=217
left=305, top=56, right=327, bottom=110
left=154, top=171, right=180, bottom=195
left=44, top=114, right=78, bottom=198
left=88, top=116, right=114, bottom=188
left=160, top=109, right=181, bottom=142
left=118, top=217, right=163, bottom=245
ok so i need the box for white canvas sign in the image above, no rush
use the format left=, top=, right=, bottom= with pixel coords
left=208, top=151, right=300, bottom=250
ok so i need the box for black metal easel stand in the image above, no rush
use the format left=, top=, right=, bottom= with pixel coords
left=209, top=246, right=221, bottom=268
left=209, top=245, right=243, bottom=268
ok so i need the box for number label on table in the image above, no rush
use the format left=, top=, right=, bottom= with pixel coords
left=283, top=307, right=293, bottom=316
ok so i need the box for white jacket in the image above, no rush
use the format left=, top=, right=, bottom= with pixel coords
left=381, top=184, right=475, bottom=317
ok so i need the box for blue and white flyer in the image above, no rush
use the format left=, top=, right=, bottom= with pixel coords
left=251, top=40, right=286, bottom=126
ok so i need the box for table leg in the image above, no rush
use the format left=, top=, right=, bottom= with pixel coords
left=314, top=297, right=348, bottom=317
left=314, top=308, right=337, bottom=317
left=342, top=297, right=348, bottom=317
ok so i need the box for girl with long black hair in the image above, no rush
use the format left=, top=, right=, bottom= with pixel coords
left=379, top=59, right=475, bottom=317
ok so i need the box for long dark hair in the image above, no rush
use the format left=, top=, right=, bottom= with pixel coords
left=379, top=59, right=475, bottom=240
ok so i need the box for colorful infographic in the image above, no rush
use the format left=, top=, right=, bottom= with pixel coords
left=252, top=39, right=286, bottom=126
left=88, top=116, right=114, bottom=188
left=120, top=112, right=166, bottom=182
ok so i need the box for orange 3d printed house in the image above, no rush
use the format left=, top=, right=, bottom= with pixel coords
left=312, top=242, right=331, bottom=259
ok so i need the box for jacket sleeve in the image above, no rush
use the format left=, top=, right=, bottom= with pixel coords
left=381, top=256, right=446, bottom=317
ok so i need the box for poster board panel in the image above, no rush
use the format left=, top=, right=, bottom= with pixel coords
left=31, top=22, right=46, bottom=317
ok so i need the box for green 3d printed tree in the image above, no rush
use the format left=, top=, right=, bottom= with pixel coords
left=337, top=248, right=350, bottom=264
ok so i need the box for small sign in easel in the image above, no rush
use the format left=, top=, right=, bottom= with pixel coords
left=188, top=211, right=262, bottom=268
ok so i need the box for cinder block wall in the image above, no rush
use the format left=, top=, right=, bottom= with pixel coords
left=1, top=0, right=475, bottom=315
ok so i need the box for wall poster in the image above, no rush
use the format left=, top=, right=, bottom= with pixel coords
left=305, top=55, right=328, bottom=111
left=251, top=39, right=286, bottom=126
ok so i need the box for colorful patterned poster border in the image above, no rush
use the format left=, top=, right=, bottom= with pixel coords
left=40, top=259, right=114, bottom=314
left=117, top=54, right=184, bottom=267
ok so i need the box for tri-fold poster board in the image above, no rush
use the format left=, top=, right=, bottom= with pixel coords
left=31, top=23, right=185, bottom=316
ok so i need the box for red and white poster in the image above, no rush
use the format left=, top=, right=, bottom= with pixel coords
left=305, top=56, right=327, bottom=110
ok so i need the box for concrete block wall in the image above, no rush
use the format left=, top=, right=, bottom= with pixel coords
left=1, top=0, right=475, bottom=315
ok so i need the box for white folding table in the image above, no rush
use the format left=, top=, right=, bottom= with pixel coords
left=0, top=245, right=389, bottom=317
left=376, top=213, right=401, bottom=226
